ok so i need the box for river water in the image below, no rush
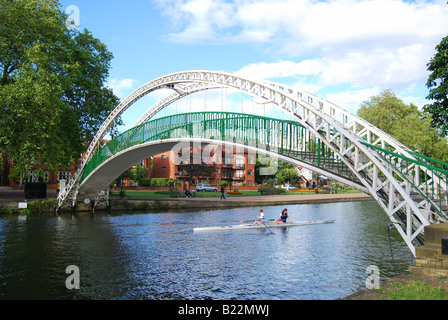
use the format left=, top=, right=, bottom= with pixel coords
left=0, top=200, right=414, bottom=300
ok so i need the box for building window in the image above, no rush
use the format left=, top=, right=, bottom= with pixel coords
left=58, top=171, right=71, bottom=182
left=235, top=170, right=244, bottom=178
left=27, top=170, right=35, bottom=182
left=27, top=170, right=50, bottom=182
left=43, top=171, right=49, bottom=183
left=235, top=155, right=244, bottom=167
left=162, top=153, right=167, bottom=160
left=247, top=180, right=253, bottom=186
left=162, top=167, right=167, bottom=171
left=247, top=170, right=253, bottom=176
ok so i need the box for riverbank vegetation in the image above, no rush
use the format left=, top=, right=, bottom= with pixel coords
left=0, top=199, right=58, bottom=215
left=344, top=273, right=448, bottom=300
left=377, top=279, right=448, bottom=300
left=110, top=187, right=361, bottom=199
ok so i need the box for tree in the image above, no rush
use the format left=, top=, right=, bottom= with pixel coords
left=116, top=168, right=134, bottom=188
left=115, top=168, right=133, bottom=198
left=219, top=180, right=228, bottom=187
left=425, top=35, right=448, bottom=135
left=275, top=167, right=299, bottom=185
left=132, top=163, right=150, bottom=186
left=358, top=90, right=448, bottom=162
left=166, top=179, right=178, bottom=192
left=255, top=158, right=297, bottom=185
left=0, top=0, right=120, bottom=178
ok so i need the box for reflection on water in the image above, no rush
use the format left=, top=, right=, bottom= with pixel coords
left=0, top=200, right=414, bottom=300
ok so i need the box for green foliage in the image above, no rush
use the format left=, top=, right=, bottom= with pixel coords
left=276, top=167, right=299, bottom=185
left=0, top=208, right=14, bottom=215
left=0, top=0, right=120, bottom=175
left=133, top=163, right=150, bottom=186
left=115, top=168, right=134, bottom=188
left=150, top=178, right=171, bottom=187
left=27, top=199, right=57, bottom=213
left=219, top=180, right=228, bottom=187
left=425, top=35, right=448, bottom=135
left=255, top=158, right=300, bottom=185
left=257, top=187, right=286, bottom=195
left=8, top=167, right=28, bottom=181
left=358, top=89, right=448, bottom=162
left=378, top=281, right=448, bottom=300
left=112, top=199, right=168, bottom=212
left=166, top=179, right=178, bottom=191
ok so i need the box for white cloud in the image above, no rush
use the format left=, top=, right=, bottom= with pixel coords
left=155, top=0, right=448, bottom=49
left=234, top=42, right=432, bottom=89
left=297, top=0, right=444, bottom=47
left=158, top=0, right=447, bottom=83
left=154, top=0, right=448, bottom=112
left=155, top=0, right=237, bottom=43
left=325, top=87, right=381, bottom=113
left=235, top=59, right=323, bottom=80
left=107, top=78, right=139, bottom=99
left=320, top=44, right=431, bottom=87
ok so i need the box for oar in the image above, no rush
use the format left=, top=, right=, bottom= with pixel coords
left=261, top=219, right=275, bottom=235
left=239, top=219, right=275, bottom=223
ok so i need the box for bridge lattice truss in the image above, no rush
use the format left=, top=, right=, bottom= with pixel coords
left=58, top=70, right=448, bottom=256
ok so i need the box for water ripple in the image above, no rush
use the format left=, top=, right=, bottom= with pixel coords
left=0, top=201, right=413, bottom=300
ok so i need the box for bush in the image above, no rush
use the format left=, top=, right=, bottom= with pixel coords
left=150, top=178, right=170, bottom=186
left=258, top=188, right=286, bottom=195
left=139, top=179, right=151, bottom=186
left=27, top=199, right=58, bottom=213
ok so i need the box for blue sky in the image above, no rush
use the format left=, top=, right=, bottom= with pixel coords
left=59, top=0, right=448, bottom=131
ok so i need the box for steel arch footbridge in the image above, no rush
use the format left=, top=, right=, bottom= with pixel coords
left=58, top=70, right=448, bottom=256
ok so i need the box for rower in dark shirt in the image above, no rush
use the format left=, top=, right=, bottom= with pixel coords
left=274, top=208, right=292, bottom=223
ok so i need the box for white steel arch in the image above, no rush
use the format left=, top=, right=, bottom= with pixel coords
left=134, top=74, right=446, bottom=223
left=58, top=70, right=447, bottom=256
left=134, top=75, right=447, bottom=222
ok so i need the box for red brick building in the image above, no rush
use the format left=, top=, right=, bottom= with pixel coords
left=150, top=144, right=256, bottom=190
left=0, top=159, right=77, bottom=191
left=1, top=143, right=256, bottom=191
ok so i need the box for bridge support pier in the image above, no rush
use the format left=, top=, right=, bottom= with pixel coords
left=91, top=190, right=110, bottom=214
left=409, top=223, right=448, bottom=277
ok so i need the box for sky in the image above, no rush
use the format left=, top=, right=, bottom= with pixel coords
left=59, top=0, right=448, bottom=131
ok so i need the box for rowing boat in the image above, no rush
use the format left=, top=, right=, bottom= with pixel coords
left=193, top=219, right=335, bottom=232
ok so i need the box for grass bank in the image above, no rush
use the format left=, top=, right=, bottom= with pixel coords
left=377, top=279, right=448, bottom=300
left=342, top=273, right=448, bottom=300
left=111, top=188, right=361, bottom=199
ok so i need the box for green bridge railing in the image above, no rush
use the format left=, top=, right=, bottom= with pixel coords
left=81, top=111, right=448, bottom=221
left=361, top=141, right=448, bottom=220
left=81, top=112, right=356, bottom=183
